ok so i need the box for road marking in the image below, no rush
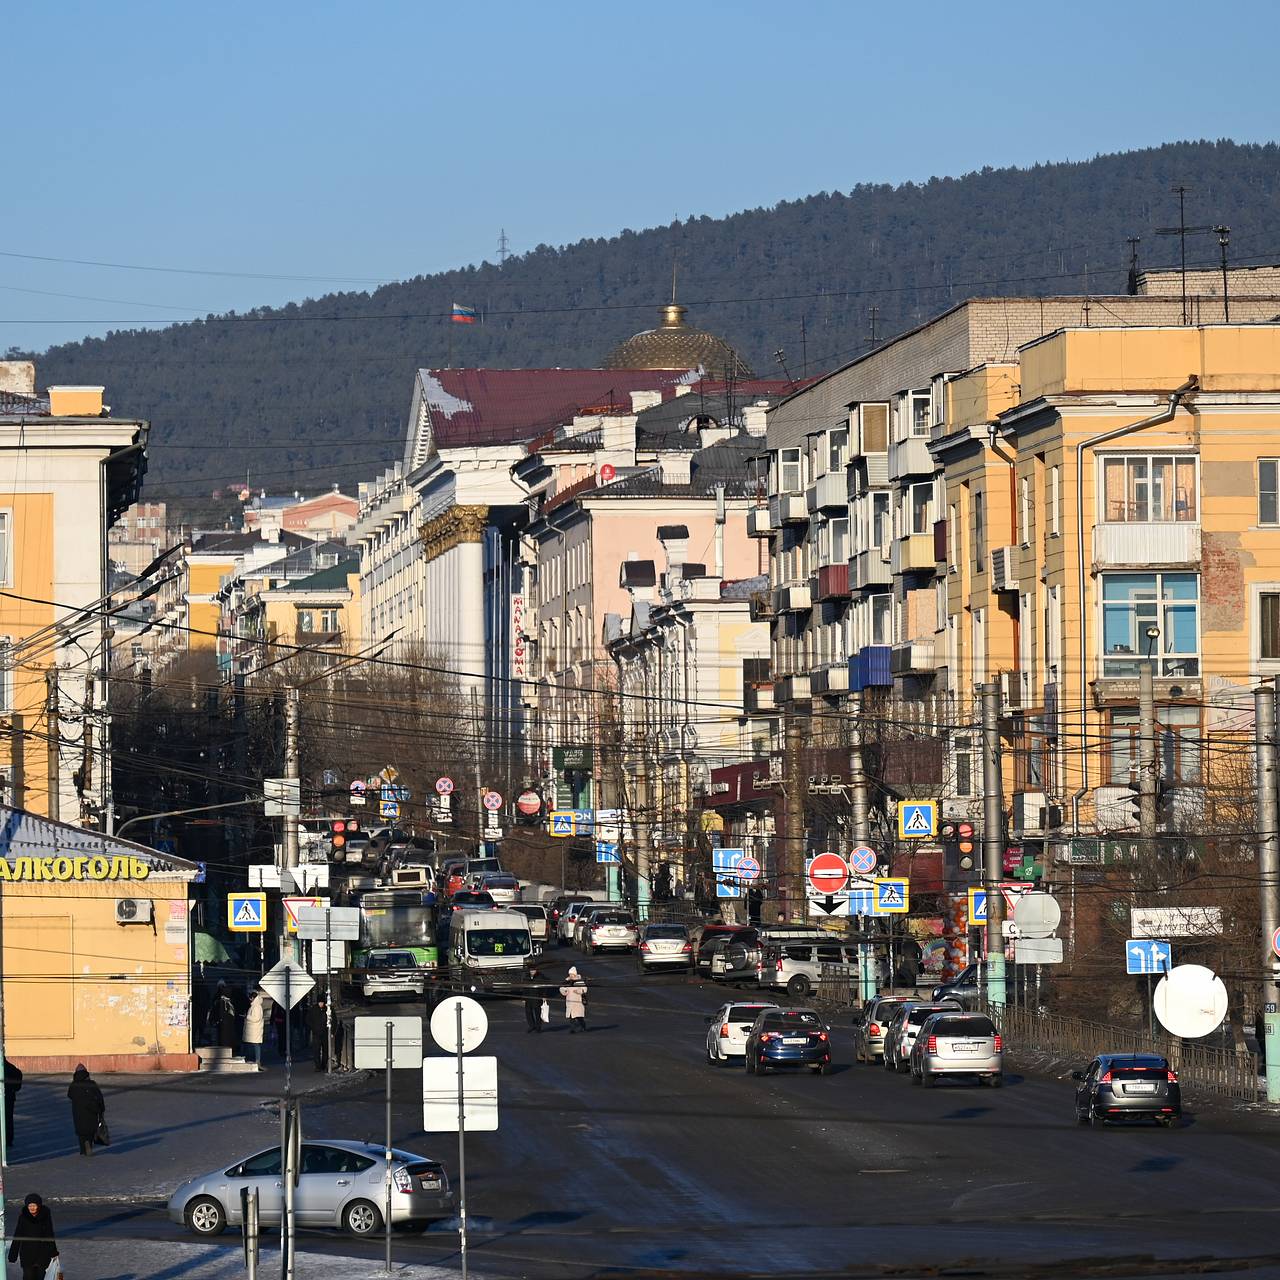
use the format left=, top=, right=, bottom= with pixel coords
left=858, top=1168, right=909, bottom=1174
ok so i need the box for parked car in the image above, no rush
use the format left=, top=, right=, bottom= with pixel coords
left=510, top=903, right=552, bottom=947
left=853, top=994, right=918, bottom=1064
left=558, top=901, right=592, bottom=945
left=479, top=872, right=522, bottom=904
left=743, top=1007, right=832, bottom=1075
left=1073, top=1053, right=1182, bottom=1126
left=549, top=894, right=593, bottom=939
left=709, top=925, right=832, bottom=983
left=882, top=1001, right=963, bottom=1073
left=758, top=938, right=859, bottom=999
left=705, top=1000, right=779, bottom=1064
left=571, top=904, right=625, bottom=951
left=169, top=1139, right=452, bottom=1237
left=909, top=1011, right=1003, bottom=1087
left=931, top=963, right=981, bottom=1005
left=352, top=948, right=426, bottom=1001
left=694, top=924, right=754, bottom=974
left=638, top=922, right=694, bottom=972
left=581, top=909, right=638, bottom=954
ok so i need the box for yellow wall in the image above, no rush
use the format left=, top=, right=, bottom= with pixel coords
left=4, top=875, right=192, bottom=1066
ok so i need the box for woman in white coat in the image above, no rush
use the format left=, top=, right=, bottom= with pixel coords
left=242, top=991, right=270, bottom=1069
left=559, top=967, right=588, bottom=1034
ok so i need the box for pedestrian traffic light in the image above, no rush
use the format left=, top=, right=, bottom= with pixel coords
left=956, top=821, right=977, bottom=872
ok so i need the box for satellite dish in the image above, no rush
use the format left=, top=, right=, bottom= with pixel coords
left=1153, top=963, right=1228, bottom=1039
left=1012, top=892, right=1061, bottom=939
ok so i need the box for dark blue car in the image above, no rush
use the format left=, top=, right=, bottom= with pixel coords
left=744, top=1008, right=832, bottom=1075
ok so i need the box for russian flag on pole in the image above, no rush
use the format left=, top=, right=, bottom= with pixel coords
left=451, top=302, right=478, bottom=325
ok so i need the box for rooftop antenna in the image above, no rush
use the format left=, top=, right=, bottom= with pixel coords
left=497, top=229, right=510, bottom=266
left=1156, top=186, right=1212, bottom=325
left=868, top=305, right=879, bottom=348
left=774, top=348, right=796, bottom=390
left=1126, top=237, right=1141, bottom=296
left=671, top=253, right=679, bottom=305
left=1214, top=225, right=1231, bottom=322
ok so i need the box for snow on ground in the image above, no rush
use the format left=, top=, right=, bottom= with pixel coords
left=85, top=1240, right=459, bottom=1279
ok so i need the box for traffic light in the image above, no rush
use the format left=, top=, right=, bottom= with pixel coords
left=1125, top=779, right=1142, bottom=828
left=330, top=818, right=359, bottom=861
left=956, top=821, right=977, bottom=872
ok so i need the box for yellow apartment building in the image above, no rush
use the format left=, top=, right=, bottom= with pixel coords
left=937, top=323, right=1280, bottom=845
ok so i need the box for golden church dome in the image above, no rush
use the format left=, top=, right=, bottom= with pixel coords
left=602, top=304, right=753, bottom=379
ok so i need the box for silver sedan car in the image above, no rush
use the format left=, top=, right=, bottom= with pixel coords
left=909, top=1011, right=1003, bottom=1087
left=637, top=922, right=694, bottom=971
left=169, top=1139, right=452, bottom=1237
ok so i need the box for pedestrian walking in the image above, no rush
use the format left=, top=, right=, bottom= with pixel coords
left=307, top=998, right=329, bottom=1070
left=524, top=967, right=547, bottom=1034
left=241, top=991, right=269, bottom=1069
left=271, top=1000, right=288, bottom=1058
left=8, top=1193, right=58, bottom=1280
left=67, top=1064, right=105, bottom=1157
left=560, top=966, right=588, bottom=1033
left=4, top=1057, right=23, bottom=1150
left=209, top=980, right=238, bottom=1051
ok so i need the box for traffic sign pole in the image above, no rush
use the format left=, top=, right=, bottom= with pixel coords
left=1254, top=686, right=1280, bottom=1103
left=980, top=682, right=1007, bottom=1009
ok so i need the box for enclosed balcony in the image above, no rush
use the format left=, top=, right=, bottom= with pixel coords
left=806, top=472, right=848, bottom=512
left=849, top=645, right=892, bottom=691
left=811, top=663, right=850, bottom=696
left=815, top=563, right=850, bottom=600
left=769, top=493, right=808, bottom=525
left=888, top=435, right=933, bottom=478
left=853, top=548, right=892, bottom=588
left=747, top=506, right=773, bottom=538
left=773, top=582, right=812, bottom=613
left=890, top=638, right=938, bottom=675
left=1093, top=522, right=1200, bottom=568
left=891, top=534, right=937, bottom=575
left=774, top=674, right=812, bottom=703
left=744, top=682, right=775, bottom=715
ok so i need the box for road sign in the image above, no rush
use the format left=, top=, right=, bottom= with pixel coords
left=1015, top=937, right=1064, bottom=964
left=379, top=765, right=399, bottom=784
left=1126, top=938, right=1172, bottom=975
left=379, top=799, right=400, bottom=819
left=968, top=887, right=988, bottom=925
left=282, top=896, right=323, bottom=934
left=599, top=463, right=616, bottom=483
left=228, top=891, right=266, bottom=933
left=809, top=894, right=851, bottom=918
left=349, top=779, right=367, bottom=807
left=430, top=995, right=488, bottom=1054
left=873, top=877, right=910, bottom=914
left=263, top=777, right=301, bottom=818
left=713, top=848, right=743, bottom=898
left=354, top=1015, right=423, bottom=1070
left=258, top=959, right=314, bottom=1010
left=571, top=809, right=594, bottom=832
left=423, top=1055, right=498, bottom=1132
left=483, top=790, right=503, bottom=811
left=295, top=904, right=361, bottom=942
left=383, top=783, right=410, bottom=802
left=848, top=845, right=877, bottom=875
left=1013, top=892, right=1061, bottom=939
left=736, top=855, right=761, bottom=882
left=436, top=776, right=455, bottom=795
left=1272, top=927, right=1280, bottom=959
left=898, top=800, right=937, bottom=839
left=595, top=840, right=620, bottom=864
left=549, top=811, right=574, bottom=837
left=807, top=852, right=849, bottom=897
left=847, top=879, right=876, bottom=916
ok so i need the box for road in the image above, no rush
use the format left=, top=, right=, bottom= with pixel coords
left=36, top=947, right=1280, bottom=1279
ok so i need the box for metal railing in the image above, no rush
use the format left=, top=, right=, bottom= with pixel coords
left=817, top=964, right=856, bottom=1008
left=988, top=1003, right=1262, bottom=1102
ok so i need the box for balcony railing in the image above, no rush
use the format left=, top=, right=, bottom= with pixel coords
left=806, top=472, right=848, bottom=512
left=849, top=645, right=892, bottom=690
left=888, top=435, right=934, bottom=479
left=774, top=674, right=812, bottom=703
left=769, top=493, right=808, bottom=525
left=773, top=582, right=812, bottom=613
left=891, top=533, right=937, bottom=575
left=810, top=663, right=850, bottom=696
left=747, top=506, right=772, bottom=538
left=890, top=638, right=937, bottom=675
left=853, top=548, right=891, bottom=589
left=295, top=627, right=344, bottom=647
left=745, top=683, right=775, bottom=715
left=815, top=563, right=850, bottom=600
left=1093, top=521, right=1200, bottom=567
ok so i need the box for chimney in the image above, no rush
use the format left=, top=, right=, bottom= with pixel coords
left=698, top=417, right=733, bottom=448
left=674, top=384, right=693, bottom=397
left=48, top=385, right=105, bottom=416
left=657, top=451, right=693, bottom=485
left=0, top=362, right=35, bottom=396
left=742, top=401, right=770, bottom=437
left=600, top=412, right=637, bottom=459
left=629, top=390, right=663, bottom=412
left=657, top=524, right=690, bottom=573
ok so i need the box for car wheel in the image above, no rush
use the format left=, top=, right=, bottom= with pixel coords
left=1159, top=1114, right=1181, bottom=1129
left=921, top=1069, right=934, bottom=1089
left=1075, top=1107, right=1089, bottom=1125
left=745, top=1054, right=756, bottom=1074
left=1089, top=1106, right=1105, bottom=1128
left=896, top=1056, right=910, bottom=1074
left=910, top=1065, right=921, bottom=1086
left=184, top=1196, right=226, bottom=1237
left=988, top=1073, right=1003, bottom=1088
left=786, top=975, right=812, bottom=998
left=883, top=1051, right=895, bottom=1072
left=343, top=1199, right=384, bottom=1236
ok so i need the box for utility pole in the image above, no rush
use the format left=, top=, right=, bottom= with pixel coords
left=1214, top=225, right=1231, bottom=323
left=1139, top=655, right=1158, bottom=848
left=783, top=711, right=805, bottom=922
left=847, top=691, right=874, bottom=1002
left=470, top=685, right=483, bottom=849
left=979, top=683, right=1006, bottom=1008
left=283, top=687, right=300, bottom=870
left=1253, top=686, right=1280, bottom=1104
left=45, top=668, right=59, bottom=823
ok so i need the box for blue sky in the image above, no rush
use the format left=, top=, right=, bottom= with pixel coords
left=5, top=0, right=1278, bottom=352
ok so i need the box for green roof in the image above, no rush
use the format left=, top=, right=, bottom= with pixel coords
left=284, top=559, right=358, bottom=592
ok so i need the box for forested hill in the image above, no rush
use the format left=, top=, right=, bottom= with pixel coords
left=28, top=140, right=1280, bottom=513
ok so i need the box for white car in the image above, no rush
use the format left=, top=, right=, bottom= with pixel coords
left=705, top=1000, right=780, bottom=1065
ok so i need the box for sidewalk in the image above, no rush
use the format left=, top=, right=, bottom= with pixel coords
left=5, top=1057, right=367, bottom=1203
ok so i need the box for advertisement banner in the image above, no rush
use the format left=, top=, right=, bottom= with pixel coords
left=511, top=594, right=528, bottom=680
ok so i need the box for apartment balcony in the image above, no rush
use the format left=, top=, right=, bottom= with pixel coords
left=806, top=472, right=848, bottom=512
left=748, top=589, right=774, bottom=622
left=852, top=547, right=892, bottom=589
left=990, top=545, right=1020, bottom=592
left=891, top=533, right=937, bottom=575
left=890, top=638, right=938, bottom=676
left=295, top=627, right=344, bottom=647
left=769, top=492, right=808, bottom=525
left=857, top=454, right=889, bottom=487
left=933, top=519, right=947, bottom=564
left=814, top=562, right=850, bottom=600
left=849, top=645, right=892, bottom=691
left=744, top=682, right=776, bottom=715
left=774, top=674, right=812, bottom=703
left=773, top=581, right=812, bottom=613
left=810, top=662, right=850, bottom=696
left=1092, top=521, right=1201, bottom=568
left=888, top=435, right=934, bottom=478
left=747, top=506, right=773, bottom=538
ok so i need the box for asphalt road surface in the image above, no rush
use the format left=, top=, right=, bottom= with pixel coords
left=45, top=948, right=1280, bottom=1279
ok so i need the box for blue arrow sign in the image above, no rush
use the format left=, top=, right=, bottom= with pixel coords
left=1125, top=938, right=1172, bottom=975
left=595, top=840, right=620, bottom=864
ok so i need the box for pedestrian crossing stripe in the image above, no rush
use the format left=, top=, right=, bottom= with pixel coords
left=873, top=878, right=910, bottom=915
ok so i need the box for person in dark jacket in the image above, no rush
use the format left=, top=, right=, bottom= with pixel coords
left=67, top=1064, right=105, bottom=1157
left=5, top=1057, right=23, bottom=1149
left=306, top=998, right=328, bottom=1070
left=9, top=1192, right=57, bottom=1280
left=524, top=968, right=546, bottom=1034
left=212, top=981, right=239, bottom=1051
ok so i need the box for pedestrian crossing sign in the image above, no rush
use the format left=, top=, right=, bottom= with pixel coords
left=968, top=887, right=988, bottom=925
left=873, top=877, right=910, bottom=915
left=228, top=891, right=267, bottom=933
left=549, top=811, right=574, bottom=837
left=897, top=800, right=937, bottom=839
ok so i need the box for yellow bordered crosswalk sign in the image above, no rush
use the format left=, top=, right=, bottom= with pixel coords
left=897, top=800, right=937, bottom=839
left=228, top=891, right=267, bottom=933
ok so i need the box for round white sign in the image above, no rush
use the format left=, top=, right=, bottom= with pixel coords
left=430, top=995, right=489, bottom=1054
left=1153, top=964, right=1229, bottom=1039
left=435, top=776, right=455, bottom=795
left=1012, top=892, right=1061, bottom=939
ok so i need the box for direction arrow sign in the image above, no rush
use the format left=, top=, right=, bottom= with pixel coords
left=808, top=893, right=851, bottom=918
left=258, top=959, right=314, bottom=1010
left=1126, top=938, right=1172, bottom=975
left=849, top=845, right=877, bottom=875
left=595, top=840, right=620, bottom=865
left=807, top=852, right=849, bottom=897
left=228, top=891, right=266, bottom=933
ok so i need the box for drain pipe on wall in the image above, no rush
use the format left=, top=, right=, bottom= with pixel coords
left=1072, top=375, right=1198, bottom=823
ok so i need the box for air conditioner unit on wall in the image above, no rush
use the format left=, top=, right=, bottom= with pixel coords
left=116, top=898, right=154, bottom=925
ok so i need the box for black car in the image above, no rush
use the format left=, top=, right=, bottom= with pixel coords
left=1073, top=1053, right=1182, bottom=1127
left=931, top=963, right=980, bottom=1004
left=744, top=1007, right=832, bottom=1075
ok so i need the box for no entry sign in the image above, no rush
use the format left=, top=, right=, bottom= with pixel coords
left=807, top=852, right=849, bottom=897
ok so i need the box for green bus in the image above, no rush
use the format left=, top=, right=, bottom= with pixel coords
left=353, top=889, right=439, bottom=969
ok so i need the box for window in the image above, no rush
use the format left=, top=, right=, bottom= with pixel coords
left=954, top=735, right=975, bottom=797
left=297, top=609, right=314, bottom=633
left=860, top=404, right=889, bottom=453
left=829, top=516, right=848, bottom=563
left=910, top=393, right=931, bottom=437
left=1107, top=707, right=1201, bottom=786
left=971, top=608, right=986, bottom=683
left=319, top=608, right=340, bottom=633
left=972, top=490, right=986, bottom=572
left=871, top=594, right=892, bottom=646
left=1019, top=477, right=1031, bottom=547
left=871, top=492, right=890, bottom=550
left=235, top=1149, right=283, bottom=1178
left=779, top=448, right=801, bottom=493
left=1049, top=466, right=1061, bottom=536
left=1261, top=591, right=1280, bottom=660
left=1261, top=460, right=1280, bottom=525
left=1100, top=454, right=1197, bottom=522
left=947, top=503, right=958, bottom=571
left=910, top=483, right=933, bottom=535
left=1101, top=572, right=1200, bottom=677
left=828, top=427, right=849, bottom=472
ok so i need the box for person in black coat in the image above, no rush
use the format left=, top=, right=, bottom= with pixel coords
left=5, top=1057, right=23, bottom=1149
left=67, top=1064, right=105, bottom=1157
left=524, top=968, right=546, bottom=1034
left=8, top=1192, right=58, bottom=1280
left=211, top=981, right=239, bottom=1051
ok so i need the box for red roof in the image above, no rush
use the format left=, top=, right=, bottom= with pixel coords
left=418, top=369, right=795, bottom=448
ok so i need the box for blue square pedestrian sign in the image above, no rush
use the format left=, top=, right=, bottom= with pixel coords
left=595, top=840, right=620, bottom=864
left=873, top=877, right=910, bottom=915
left=549, top=811, right=574, bottom=837
left=228, top=891, right=266, bottom=933
left=968, top=887, right=988, bottom=925
left=897, top=800, right=937, bottom=839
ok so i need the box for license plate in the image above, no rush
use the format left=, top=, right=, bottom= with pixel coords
left=784, top=1037, right=807, bottom=1045
left=607, top=929, right=624, bottom=937
left=954, top=1043, right=982, bottom=1055
left=1127, top=1081, right=1157, bottom=1093
left=419, top=1176, right=441, bottom=1190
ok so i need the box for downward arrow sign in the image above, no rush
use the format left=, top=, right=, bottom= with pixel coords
left=815, top=895, right=841, bottom=914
